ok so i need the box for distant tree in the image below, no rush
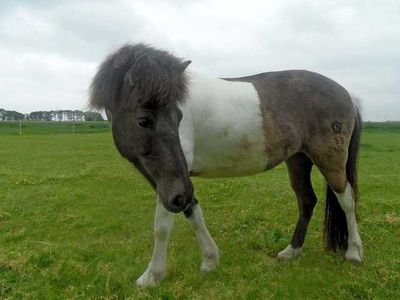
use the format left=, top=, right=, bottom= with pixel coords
left=43, top=111, right=51, bottom=121
left=84, top=111, right=104, bottom=121
left=74, top=110, right=85, bottom=121
left=29, top=111, right=38, bottom=121
left=29, top=111, right=50, bottom=121
left=0, top=109, right=5, bottom=121
left=0, top=109, right=24, bottom=120
left=4, top=109, right=104, bottom=122
left=10, top=111, right=24, bottom=120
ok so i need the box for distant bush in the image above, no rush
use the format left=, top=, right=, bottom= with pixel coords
left=84, top=111, right=104, bottom=121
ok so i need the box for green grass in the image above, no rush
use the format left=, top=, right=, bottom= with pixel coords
left=0, top=123, right=399, bottom=299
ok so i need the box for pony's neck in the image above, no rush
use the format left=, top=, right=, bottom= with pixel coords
left=184, top=68, right=257, bottom=122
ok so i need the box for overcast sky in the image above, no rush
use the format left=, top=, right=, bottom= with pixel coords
left=0, top=0, right=399, bottom=121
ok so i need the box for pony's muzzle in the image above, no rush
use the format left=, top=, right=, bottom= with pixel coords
left=169, top=195, right=186, bottom=210
left=167, top=194, right=193, bottom=213
left=157, top=176, right=194, bottom=213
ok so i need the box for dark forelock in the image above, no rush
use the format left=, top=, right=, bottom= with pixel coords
left=89, top=43, right=188, bottom=110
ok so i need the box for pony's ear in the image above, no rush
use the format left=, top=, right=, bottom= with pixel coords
left=178, top=60, right=192, bottom=73
left=125, top=65, right=135, bottom=88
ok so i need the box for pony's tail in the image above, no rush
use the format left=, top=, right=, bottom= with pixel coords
left=324, top=104, right=362, bottom=251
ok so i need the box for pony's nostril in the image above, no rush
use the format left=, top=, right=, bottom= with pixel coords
left=170, top=195, right=184, bottom=209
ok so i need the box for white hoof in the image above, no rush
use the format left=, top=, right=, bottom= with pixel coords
left=200, top=251, right=219, bottom=273
left=136, top=269, right=165, bottom=287
left=345, top=242, right=363, bottom=263
left=277, top=245, right=302, bottom=261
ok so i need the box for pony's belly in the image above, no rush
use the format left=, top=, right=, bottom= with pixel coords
left=190, top=137, right=267, bottom=178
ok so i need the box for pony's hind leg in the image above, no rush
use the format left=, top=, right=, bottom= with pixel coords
left=136, top=198, right=175, bottom=287
left=333, top=182, right=363, bottom=262
left=319, top=164, right=363, bottom=263
left=277, top=153, right=317, bottom=261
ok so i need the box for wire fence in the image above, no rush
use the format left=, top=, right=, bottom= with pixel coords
left=0, top=121, right=110, bottom=136
left=1, top=120, right=399, bottom=136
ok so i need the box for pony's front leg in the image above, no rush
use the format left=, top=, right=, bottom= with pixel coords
left=136, top=198, right=175, bottom=287
left=186, top=203, right=219, bottom=272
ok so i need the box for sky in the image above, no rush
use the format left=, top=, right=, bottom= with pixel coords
left=0, top=0, right=399, bottom=121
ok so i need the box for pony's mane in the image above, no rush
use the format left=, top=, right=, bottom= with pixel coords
left=89, top=43, right=189, bottom=110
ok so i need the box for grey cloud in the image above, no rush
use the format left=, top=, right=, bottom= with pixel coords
left=0, top=0, right=399, bottom=120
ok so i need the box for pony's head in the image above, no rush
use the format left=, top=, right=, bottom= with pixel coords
left=89, top=43, right=193, bottom=213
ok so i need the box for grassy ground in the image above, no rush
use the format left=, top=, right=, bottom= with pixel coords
left=0, top=123, right=399, bottom=299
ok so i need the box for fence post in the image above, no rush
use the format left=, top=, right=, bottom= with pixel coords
left=72, top=121, right=75, bottom=135
left=19, top=120, right=22, bottom=136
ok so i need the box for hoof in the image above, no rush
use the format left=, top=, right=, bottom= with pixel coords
left=200, top=252, right=219, bottom=273
left=345, top=243, right=363, bottom=264
left=277, top=245, right=302, bottom=261
left=136, top=269, right=165, bottom=288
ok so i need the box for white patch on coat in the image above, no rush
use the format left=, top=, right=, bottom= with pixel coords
left=179, top=68, right=267, bottom=177
left=334, top=183, right=363, bottom=263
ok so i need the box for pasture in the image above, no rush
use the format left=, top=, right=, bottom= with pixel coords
left=0, top=122, right=399, bottom=299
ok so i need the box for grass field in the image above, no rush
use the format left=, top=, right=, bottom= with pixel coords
left=0, top=122, right=399, bottom=299
left=0, top=121, right=110, bottom=135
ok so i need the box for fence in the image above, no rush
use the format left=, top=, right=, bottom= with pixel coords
left=0, top=121, right=110, bottom=135
left=1, top=120, right=399, bottom=136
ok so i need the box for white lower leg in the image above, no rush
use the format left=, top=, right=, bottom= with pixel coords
left=334, top=183, right=363, bottom=262
left=187, top=204, right=219, bottom=272
left=277, top=244, right=302, bottom=260
left=136, top=199, right=175, bottom=287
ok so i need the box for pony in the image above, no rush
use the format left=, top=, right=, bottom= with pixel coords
left=89, top=43, right=362, bottom=287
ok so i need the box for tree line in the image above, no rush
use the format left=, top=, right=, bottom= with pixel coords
left=0, top=109, right=104, bottom=121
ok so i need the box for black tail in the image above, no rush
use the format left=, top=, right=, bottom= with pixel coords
left=324, top=106, right=362, bottom=251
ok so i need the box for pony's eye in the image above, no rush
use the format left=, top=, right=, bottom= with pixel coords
left=136, top=118, right=153, bottom=128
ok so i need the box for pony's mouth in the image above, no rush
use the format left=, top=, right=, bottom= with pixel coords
left=164, top=205, right=182, bottom=213
left=162, top=196, right=194, bottom=213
